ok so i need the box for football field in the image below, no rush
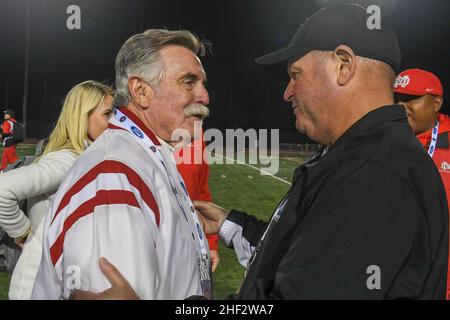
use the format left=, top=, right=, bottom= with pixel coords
left=207, top=152, right=307, bottom=299
left=0, top=144, right=310, bottom=300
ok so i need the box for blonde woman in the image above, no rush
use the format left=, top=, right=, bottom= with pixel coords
left=0, top=80, right=114, bottom=299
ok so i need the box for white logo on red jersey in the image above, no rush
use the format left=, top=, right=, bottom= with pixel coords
left=394, top=75, right=410, bottom=88
left=441, top=161, right=450, bottom=172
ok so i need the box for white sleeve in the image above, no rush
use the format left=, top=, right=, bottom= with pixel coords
left=0, top=150, right=77, bottom=238
left=33, top=202, right=160, bottom=300
left=60, top=204, right=160, bottom=299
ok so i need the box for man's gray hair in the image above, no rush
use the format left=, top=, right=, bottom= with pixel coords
left=115, top=29, right=206, bottom=104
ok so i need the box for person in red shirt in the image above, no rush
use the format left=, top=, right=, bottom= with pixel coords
left=394, top=68, right=450, bottom=298
left=1, top=109, right=19, bottom=171
left=176, top=136, right=220, bottom=272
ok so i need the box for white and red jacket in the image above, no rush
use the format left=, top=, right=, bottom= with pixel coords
left=1, top=118, right=17, bottom=147
left=32, top=108, right=210, bottom=300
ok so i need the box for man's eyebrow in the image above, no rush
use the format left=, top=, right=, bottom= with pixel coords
left=178, top=72, right=207, bottom=83
left=287, top=63, right=301, bottom=76
left=287, top=61, right=293, bottom=75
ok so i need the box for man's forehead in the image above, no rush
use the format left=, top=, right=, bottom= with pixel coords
left=192, top=57, right=207, bottom=78
left=179, top=62, right=207, bottom=82
left=160, top=45, right=207, bottom=79
left=287, top=51, right=320, bottom=73
left=287, top=56, right=304, bottom=73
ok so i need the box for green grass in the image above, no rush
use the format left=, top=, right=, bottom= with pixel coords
left=0, top=145, right=307, bottom=300
left=0, top=144, right=37, bottom=159
left=0, top=273, right=11, bottom=300
left=208, top=153, right=307, bottom=299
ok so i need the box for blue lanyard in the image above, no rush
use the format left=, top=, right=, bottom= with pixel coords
left=428, top=121, right=439, bottom=158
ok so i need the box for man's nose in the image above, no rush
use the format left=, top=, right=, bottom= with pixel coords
left=283, top=80, right=294, bottom=102
left=195, top=85, right=210, bottom=106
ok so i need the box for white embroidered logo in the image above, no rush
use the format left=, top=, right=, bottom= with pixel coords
left=394, top=75, right=410, bottom=88
left=441, top=161, right=450, bottom=172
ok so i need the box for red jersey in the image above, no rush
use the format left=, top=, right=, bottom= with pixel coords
left=417, top=113, right=450, bottom=299
left=1, top=118, right=16, bottom=135
left=176, top=138, right=219, bottom=251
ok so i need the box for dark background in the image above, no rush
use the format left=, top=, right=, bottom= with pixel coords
left=0, top=0, right=449, bottom=142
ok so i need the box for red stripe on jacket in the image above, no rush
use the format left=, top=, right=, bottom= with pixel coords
left=49, top=189, right=140, bottom=266
left=51, top=160, right=160, bottom=227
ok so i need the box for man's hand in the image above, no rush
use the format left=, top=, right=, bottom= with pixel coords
left=210, top=250, right=220, bottom=272
left=193, top=201, right=229, bottom=235
left=69, top=257, right=140, bottom=300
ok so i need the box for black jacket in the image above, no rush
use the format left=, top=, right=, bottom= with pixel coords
left=225, top=105, right=448, bottom=299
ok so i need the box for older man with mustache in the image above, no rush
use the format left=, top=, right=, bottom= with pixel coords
left=32, top=29, right=212, bottom=300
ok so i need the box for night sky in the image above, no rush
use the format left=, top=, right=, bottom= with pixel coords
left=0, top=0, right=449, bottom=142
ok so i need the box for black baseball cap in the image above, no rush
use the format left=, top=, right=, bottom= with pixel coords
left=255, top=4, right=401, bottom=72
left=3, top=109, right=15, bottom=117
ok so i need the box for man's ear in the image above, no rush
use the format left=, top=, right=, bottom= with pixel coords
left=333, top=45, right=357, bottom=86
left=433, top=95, right=443, bottom=113
left=128, top=77, right=154, bottom=109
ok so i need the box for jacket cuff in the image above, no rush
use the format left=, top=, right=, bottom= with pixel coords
left=219, top=209, right=247, bottom=247
left=6, top=214, right=31, bottom=239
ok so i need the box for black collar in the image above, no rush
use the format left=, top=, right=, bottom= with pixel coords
left=329, top=105, right=407, bottom=152
left=293, top=105, right=407, bottom=181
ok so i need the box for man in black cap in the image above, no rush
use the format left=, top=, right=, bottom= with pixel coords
left=1, top=109, right=19, bottom=171
left=70, top=4, right=448, bottom=300
left=193, top=3, right=448, bottom=299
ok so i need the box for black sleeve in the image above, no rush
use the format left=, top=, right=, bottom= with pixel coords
left=226, top=210, right=268, bottom=246
left=264, top=161, right=436, bottom=299
left=220, top=210, right=268, bottom=267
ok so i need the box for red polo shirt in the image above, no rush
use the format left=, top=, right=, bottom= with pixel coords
left=176, top=138, right=219, bottom=251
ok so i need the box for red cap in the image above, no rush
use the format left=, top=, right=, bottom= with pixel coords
left=394, top=68, right=443, bottom=96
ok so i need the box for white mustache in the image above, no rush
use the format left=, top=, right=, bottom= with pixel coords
left=184, top=103, right=210, bottom=120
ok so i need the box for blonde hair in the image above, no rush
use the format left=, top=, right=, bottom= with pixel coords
left=41, top=80, right=114, bottom=157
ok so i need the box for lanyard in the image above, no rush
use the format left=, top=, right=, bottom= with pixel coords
left=111, top=109, right=212, bottom=298
left=244, top=194, right=289, bottom=276
left=243, top=149, right=323, bottom=276
left=260, top=195, right=289, bottom=243
left=428, top=121, right=439, bottom=159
